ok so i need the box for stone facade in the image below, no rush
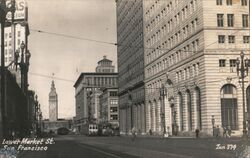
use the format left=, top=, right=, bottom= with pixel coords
left=144, top=0, right=250, bottom=136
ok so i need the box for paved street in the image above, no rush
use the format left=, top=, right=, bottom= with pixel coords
left=15, top=135, right=247, bottom=158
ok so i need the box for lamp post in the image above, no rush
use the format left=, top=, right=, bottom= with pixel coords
left=236, top=51, right=249, bottom=138
left=14, top=41, right=31, bottom=93
left=0, top=0, right=16, bottom=138
left=211, top=115, right=215, bottom=136
left=160, top=84, right=166, bottom=136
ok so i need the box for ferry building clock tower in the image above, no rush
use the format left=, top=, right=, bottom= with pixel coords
left=49, top=81, right=58, bottom=121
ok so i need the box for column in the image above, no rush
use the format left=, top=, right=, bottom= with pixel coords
left=152, top=101, right=156, bottom=131
left=157, top=100, right=161, bottom=132
left=147, top=102, right=151, bottom=132
left=138, top=104, right=141, bottom=132
left=193, top=91, right=198, bottom=130
left=142, top=103, right=146, bottom=134
left=165, top=96, right=171, bottom=134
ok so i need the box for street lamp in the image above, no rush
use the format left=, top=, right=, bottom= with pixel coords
left=14, top=41, right=31, bottom=93
left=160, top=84, right=166, bottom=136
left=236, top=51, right=249, bottom=138
left=0, top=0, right=16, bottom=138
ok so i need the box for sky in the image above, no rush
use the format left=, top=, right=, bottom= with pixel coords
left=27, top=0, right=117, bottom=119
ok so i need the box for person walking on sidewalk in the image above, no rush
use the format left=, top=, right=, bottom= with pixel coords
left=195, top=129, right=200, bottom=138
left=131, top=127, right=136, bottom=141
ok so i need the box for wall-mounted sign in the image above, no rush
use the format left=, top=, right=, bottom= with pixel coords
left=6, top=0, right=27, bottom=20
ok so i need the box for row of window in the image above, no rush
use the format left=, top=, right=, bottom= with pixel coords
left=176, top=63, right=200, bottom=82
left=218, top=59, right=250, bottom=67
left=146, top=39, right=200, bottom=77
left=217, top=14, right=249, bottom=27
left=216, top=0, right=248, bottom=6
left=4, top=39, right=22, bottom=47
left=85, top=77, right=117, bottom=86
left=118, top=2, right=142, bottom=39
left=147, top=79, right=162, bottom=94
left=218, top=35, right=250, bottom=44
left=4, top=31, right=21, bottom=39
left=110, top=99, right=118, bottom=105
left=146, top=18, right=198, bottom=50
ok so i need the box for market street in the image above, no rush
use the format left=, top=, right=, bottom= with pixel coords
left=17, top=135, right=247, bottom=158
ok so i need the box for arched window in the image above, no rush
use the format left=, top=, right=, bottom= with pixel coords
left=186, top=90, right=192, bottom=131
left=195, top=87, right=202, bottom=130
left=178, top=92, right=184, bottom=131
left=220, top=84, right=238, bottom=130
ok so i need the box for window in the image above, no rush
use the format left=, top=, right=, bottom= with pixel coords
left=242, top=14, right=249, bottom=27
left=110, top=107, right=118, bottom=113
left=227, top=14, right=234, bottom=27
left=221, top=84, right=238, bottom=130
left=219, top=59, right=226, bottom=67
left=110, top=91, right=117, bottom=96
left=226, top=0, right=232, bottom=5
left=110, top=99, right=118, bottom=105
left=217, top=0, right=222, bottom=5
left=110, top=114, right=118, bottom=120
left=218, top=35, right=225, bottom=43
left=217, top=14, right=224, bottom=27
left=243, top=36, right=250, bottom=43
left=230, top=59, right=236, bottom=67
left=228, top=35, right=235, bottom=43
left=17, top=31, right=21, bottom=37
left=241, top=0, right=247, bottom=6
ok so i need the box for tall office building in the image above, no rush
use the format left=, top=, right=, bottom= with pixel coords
left=144, top=0, right=249, bottom=136
left=116, top=0, right=146, bottom=134
left=74, top=56, right=118, bottom=133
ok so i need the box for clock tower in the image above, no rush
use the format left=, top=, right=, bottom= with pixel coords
left=49, top=80, right=58, bottom=121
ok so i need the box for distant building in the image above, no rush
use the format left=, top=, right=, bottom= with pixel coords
left=99, top=88, right=119, bottom=127
left=49, top=81, right=58, bottom=122
left=96, top=55, right=115, bottom=73
left=43, top=81, right=71, bottom=133
left=74, top=56, right=118, bottom=133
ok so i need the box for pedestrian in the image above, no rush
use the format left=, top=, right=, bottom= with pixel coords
left=215, top=125, right=220, bottom=137
left=223, top=126, right=226, bottom=138
left=195, top=129, right=200, bottom=138
left=149, top=129, right=152, bottom=135
left=131, top=127, right=136, bottom=141
left=227, top=126, right=231, bottom=138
